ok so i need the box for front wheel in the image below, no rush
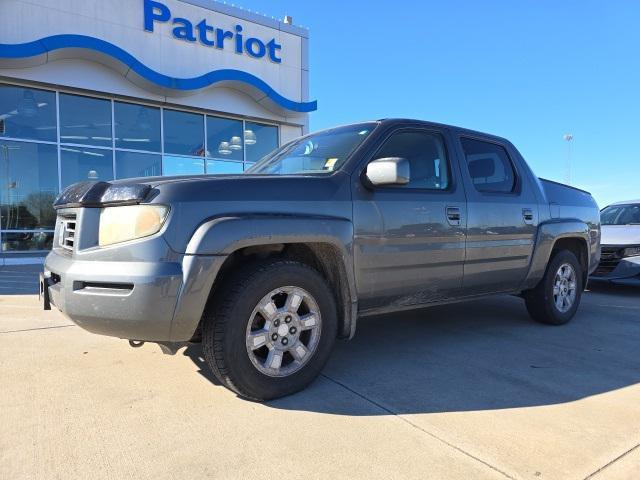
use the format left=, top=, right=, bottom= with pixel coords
left=202, top=260, right=338, bottom=401
left=524, top=250, right=583, bottom=325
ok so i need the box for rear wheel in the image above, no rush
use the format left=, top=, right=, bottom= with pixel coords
left=524, top=249, right=583, bottom=325
left=202, top=260, right=337, bottom=401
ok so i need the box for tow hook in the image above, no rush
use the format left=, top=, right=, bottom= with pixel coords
left=128, top=340, right=186, bottom=355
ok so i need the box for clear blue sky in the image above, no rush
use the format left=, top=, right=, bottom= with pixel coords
left=236, top=0, right=638, bottom=207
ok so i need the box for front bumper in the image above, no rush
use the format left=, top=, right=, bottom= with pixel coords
left=43, top=249, right=183, bottom=340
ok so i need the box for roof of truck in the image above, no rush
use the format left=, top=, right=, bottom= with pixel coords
left=376, top=118, right=511, bottom=144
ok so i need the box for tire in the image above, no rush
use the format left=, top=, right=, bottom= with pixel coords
left=202, top=259, right=338, bottom=401
left=524, top=249, right=583, bottom=325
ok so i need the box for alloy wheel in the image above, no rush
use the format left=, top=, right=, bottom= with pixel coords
left=245, top=286, right=322, bottom=377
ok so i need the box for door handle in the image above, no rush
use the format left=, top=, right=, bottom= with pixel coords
left=522, top=208, right=534, bottom=224
left=446, top=206, right=461, bottom=226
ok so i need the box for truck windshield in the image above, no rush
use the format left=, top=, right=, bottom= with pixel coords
left=601, top=204, right=640, bottom=225
left=245, top=123, right=376, bottom=175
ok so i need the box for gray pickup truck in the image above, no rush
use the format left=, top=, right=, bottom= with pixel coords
left=41, top=119, right=601, bottom=400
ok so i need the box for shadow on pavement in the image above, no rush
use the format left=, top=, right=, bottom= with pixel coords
left=188, top=288, right=640, bottom=415
left=183, top=345, right=223, bottom=387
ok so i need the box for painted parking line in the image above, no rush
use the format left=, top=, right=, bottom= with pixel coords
left=0, top=324, right=76, bottom=334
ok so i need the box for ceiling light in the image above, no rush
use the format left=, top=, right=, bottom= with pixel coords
left=229, top=136, right=242, bottom=150
left=218, top=141, right=232, bottom=155
left=244, top=129, right=257, bottom=145
left=82, top=150, right=105, bottom=157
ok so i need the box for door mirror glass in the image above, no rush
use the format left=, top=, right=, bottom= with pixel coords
left=365, top=157, right=410, bottom=186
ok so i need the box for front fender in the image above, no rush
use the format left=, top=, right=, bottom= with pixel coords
left=522, top=220, right=593, bottom=290
left=170, top=215, right=358, bottom=341
left=185, top=215, right=354, bottom=257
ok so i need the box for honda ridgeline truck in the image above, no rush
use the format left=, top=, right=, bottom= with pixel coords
left=41, top=119, right=601, bottom=400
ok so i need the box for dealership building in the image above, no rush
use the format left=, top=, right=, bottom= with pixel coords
left=0, top=0, right=314, bottom=262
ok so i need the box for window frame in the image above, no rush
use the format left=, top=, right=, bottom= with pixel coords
left=360, top=126, right=456, bottom=194
left=458, top=134, right=521, bottom=196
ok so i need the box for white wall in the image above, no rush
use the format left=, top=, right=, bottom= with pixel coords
left=0, top=0, right=310, bottom=128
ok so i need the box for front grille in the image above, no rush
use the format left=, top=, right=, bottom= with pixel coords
left=58, top=215, right=77, bottom=252
left=593, top=246, right=623, bottom=276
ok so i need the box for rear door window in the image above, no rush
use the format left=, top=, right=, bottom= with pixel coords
left=460, top=138, right=516, bottom=193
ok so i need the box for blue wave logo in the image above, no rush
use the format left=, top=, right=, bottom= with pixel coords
left=0, top=34, right=317, bottom=113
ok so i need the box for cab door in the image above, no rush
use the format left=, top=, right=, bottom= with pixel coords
left=352, top=126, right=467, bottom=311
left=454, top=135, right=539, bottom=295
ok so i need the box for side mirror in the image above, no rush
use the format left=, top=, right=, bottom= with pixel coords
left=364, top=157, right=410, bottom=186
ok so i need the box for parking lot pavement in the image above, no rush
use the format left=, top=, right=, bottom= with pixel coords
left=1, top=285, right=639, bottom=480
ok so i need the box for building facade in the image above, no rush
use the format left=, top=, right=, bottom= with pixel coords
left=0, top=0, right=314, bottom=260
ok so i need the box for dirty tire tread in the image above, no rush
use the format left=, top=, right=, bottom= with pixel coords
left=524, top=249, right=583, bottom=325
left=201, top=259, right=337, bottom=401
left=203, top=260, right=271, bottom=400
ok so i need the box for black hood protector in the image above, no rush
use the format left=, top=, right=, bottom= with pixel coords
left=53, top=181, right=152, bottom=209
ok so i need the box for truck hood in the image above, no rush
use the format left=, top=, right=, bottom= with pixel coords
left=601, top=225, right=640, bottom=246
left=55, top=174, right=344, bottom=208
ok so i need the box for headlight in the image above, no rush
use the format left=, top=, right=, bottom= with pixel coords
left=623, top=246, right=640, bottom=257
left=99, top=205, right=169, bottom=247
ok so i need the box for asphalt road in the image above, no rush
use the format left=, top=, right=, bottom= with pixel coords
left=0, top=274, right=638, bottom=480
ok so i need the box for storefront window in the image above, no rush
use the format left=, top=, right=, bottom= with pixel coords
left=163, top=110, right=204, bottom=157
left=245, top=122, right=279, bottom=163
left=0, top=85, right=57, bottom=142
left=61, top=146, right=114, bottom=188
left=0, top=140, right=58, bottom=230
left=163, top=156, right=204, bottom=176
left=206, top=159, right=244, bottom=174
left=0, top=82, right=282, bottom=252
left=59, top=94, right=112, bottom=148
left=207, top=116, right=243, bottom=163
left=1, top=231, right=54, bottom=252
left=115, top=102, right=161, bottom=152
left=116, top=151, right=161, bottom=179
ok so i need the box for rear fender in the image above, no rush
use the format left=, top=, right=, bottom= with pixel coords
left=522, top=220, right=592, bottom=290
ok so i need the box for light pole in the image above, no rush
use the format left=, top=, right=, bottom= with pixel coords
left=563, top=133, right=573, bottom=185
